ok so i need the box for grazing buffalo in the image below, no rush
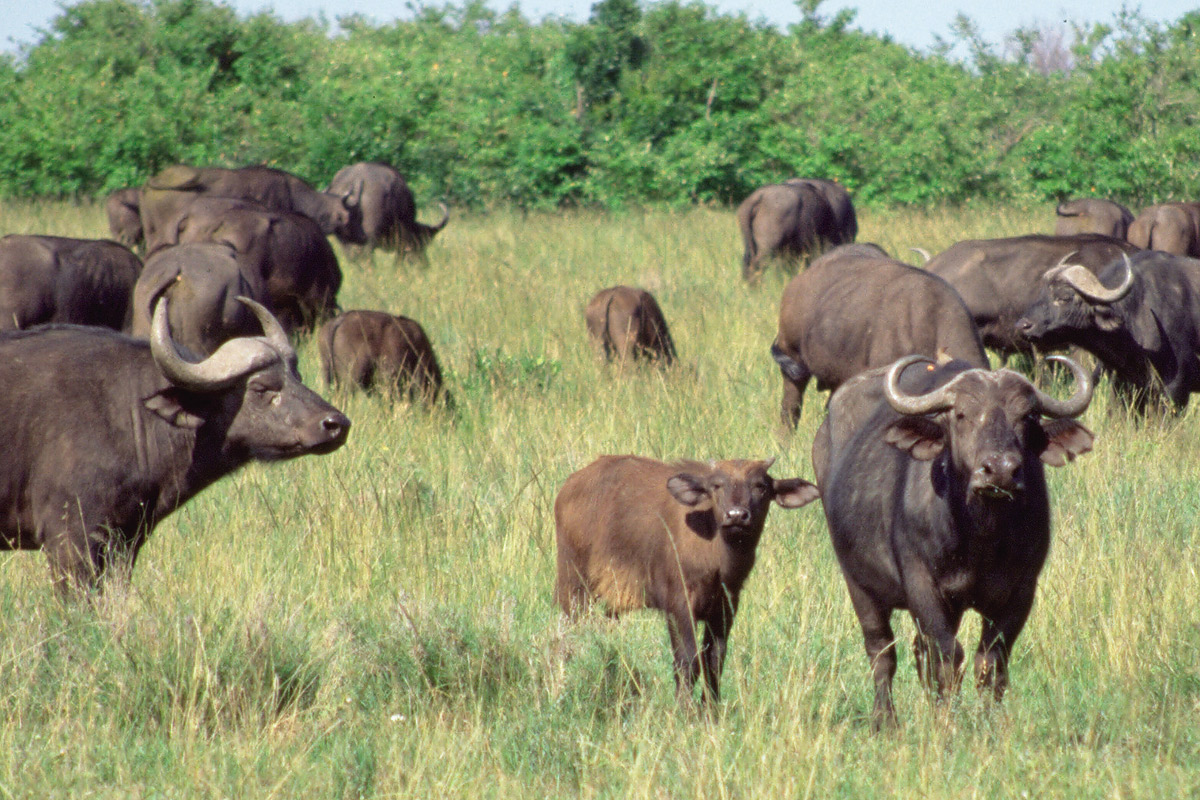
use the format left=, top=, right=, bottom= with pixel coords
left=785, top=178, right=857, bottom=243
left=1054, top=197, right=1135, bottom=240
left=157, top=196, right=342, bottom=333
left=327, top=162, right=449, bottom=254
left=318, top=309, right=450, bottom=406
left=737, top=182, right=847, bottom=280
left=105, top=187, right=144, bottom=249
left=140, top=164, right=363, bottom=249
left=1127, top=202, right=1200, bottom=257
left=555, top=455, right=818, bottom=704
left=0, top=235, right=142, bottom=331
left=771, top=245, right=987, bottom=429
left=584, top=286, right=676, bottom=365
left=0, top=297, right=350, bottom=592
left=129, top=243, right=262, bottom=357
left=816, top=355, right=1094, bottom=727
left=924, top=233, right=1140, bottom=356
left=1017, top=251, right=1200, bottom=411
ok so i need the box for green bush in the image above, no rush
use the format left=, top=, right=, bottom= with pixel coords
left=1, top=0, right=1198, bottom=207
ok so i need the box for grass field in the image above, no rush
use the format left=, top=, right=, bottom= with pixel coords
left=0, top=200, right=1197, bottom=799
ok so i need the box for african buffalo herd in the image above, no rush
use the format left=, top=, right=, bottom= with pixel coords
left=3, top=165, right=1197, bottom=725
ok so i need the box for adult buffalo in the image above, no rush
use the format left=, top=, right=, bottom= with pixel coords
left=924, top=233, right=1140, bottom=357
left=105, top=187, right=144, bottom=249
left=1017, top=251, right=1200, bottom=412
left=584, top=285, right=676, bottom=365
left=816, top=354, right=1094, bottom=727
left=140, top=164, right=363, bottom=250
left=1127, top=202, right=1200, bottom=257
left=0, top=235, right=142, bottom=331
left=326, top=162, right=449, bottom=254
left=318, top=309, right=451, bottom=406
left=157, top=196, right=342, bottom=333
left=129, top=243, right=262, bottom=357
left=785, top=178, right=857, bottom=243
left=736, top=181, right=847, bottom=280
left=1053, top=197, right=1135, bottom=240
left=771, top=245, right=987, bottom=429
left=0, top=297, right=349, bottom=593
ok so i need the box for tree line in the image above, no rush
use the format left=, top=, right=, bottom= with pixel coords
left=0, top=0, right=1197, bottom=208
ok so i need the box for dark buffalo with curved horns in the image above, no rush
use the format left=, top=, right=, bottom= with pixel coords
left=0, top=297, right=350, bottom=593
left=1017, top=250, right=1200, bottom=411
left=815, top=354, right=1095, bottom=727
left=924, top=233, right=1139, bottom=357
left=327, top=162, right=449, bottom=254
left=139, top=164, right=364, bottom=252
left=0, top=235, right=142, bottom=332
left=1054, top=197, right=1134, bottom=240
left=771, top=245, right=988, bottom=429
left=736, top=181, right=848, bottom=280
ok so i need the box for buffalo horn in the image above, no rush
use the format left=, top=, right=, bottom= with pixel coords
left=1049, top=253, right=1134, bottom=304
left=150, top=297, right=278, bottom=391
left=883, top=354, right=967, bottom=415
left=1031, top=355, right=1094, bottom=418
left=237, top=296, right=293, bottom=356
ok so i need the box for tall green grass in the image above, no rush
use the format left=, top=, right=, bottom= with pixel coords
left=0, top=201, right=1196, bottom=798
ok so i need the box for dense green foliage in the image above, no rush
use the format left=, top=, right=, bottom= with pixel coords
left=1, top=0, right=1198, bottom=207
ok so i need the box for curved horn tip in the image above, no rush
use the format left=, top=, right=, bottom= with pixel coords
left=1036, top=355, right=1095, bottom=418
left=235, top=296, right=292, bottom=351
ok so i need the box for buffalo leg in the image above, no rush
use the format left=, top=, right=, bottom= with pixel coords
left=666, top=608, right=701, bottom=705
left=908, top=583, right=965, bottom=698
left=844, top=580, right=898, bottom=728
left=975, top=592, right=1035, bottom=701
left=699, top=602, right=735, bottom=705
left=780, top=369, right=811, bottom=430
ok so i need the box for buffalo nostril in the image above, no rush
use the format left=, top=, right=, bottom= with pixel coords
left=322, top=413, right=351, bottom=438
left=725, top=507, right=750, bottom=525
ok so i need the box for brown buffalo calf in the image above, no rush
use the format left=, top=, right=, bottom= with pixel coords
left=555, top=455, right=818, bottom=704
left=584, top=286, right=676, bottom=364
left=318, top=309, right=450, bottom=406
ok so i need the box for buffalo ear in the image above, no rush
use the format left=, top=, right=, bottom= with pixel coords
left=667, top=473, right=712, bottom=510
left=144, top=389, right=204, bottom=429
left=883, top=416, right=946, bottom=460
left=1039, top=418, right=1094, bottom=467
left=772, top=478, right=820, bottom=508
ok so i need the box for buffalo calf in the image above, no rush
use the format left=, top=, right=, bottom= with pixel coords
left=318, top=309, right=450, bottom=405
left=555, top=455, right=818, bottom=704
left=584, top=286, right=676, bottom=365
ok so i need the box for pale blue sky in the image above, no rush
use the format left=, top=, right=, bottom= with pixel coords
left=2, top=0, right=1195, bottom=54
